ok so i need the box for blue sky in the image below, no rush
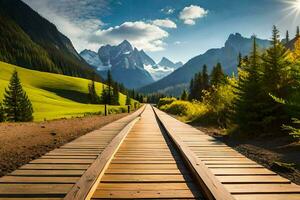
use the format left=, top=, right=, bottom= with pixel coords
left=24, top=0, right=300, bottom=63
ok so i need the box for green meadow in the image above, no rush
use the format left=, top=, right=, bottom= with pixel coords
left=0, top=61, right=129, bottom=121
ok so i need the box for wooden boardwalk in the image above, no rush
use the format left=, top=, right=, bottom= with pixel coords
left=0, top=104, right=299, bottom=199
left=89, top=105, right=204, bottom=199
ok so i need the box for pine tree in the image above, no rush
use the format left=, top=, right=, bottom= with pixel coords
left=88, top=80, right=98, bottom=104
left=233, top=36, right=264, bottom=132
left=106, top=70, right=112, bottom=104
left=210, top=63, right=226, bottom=86
left=3, top=70, right=33, bottom=122
left=181, top=90, right=188, bottom=101
left=237, top=53, right=243, bottom=69
left=126, top=92, right=131, bottom=105
left=286, top=30, right=290, bottom=43
left=260, top=26, right=291, bottom=131
left=100, top=85, right=111, bottom=105
left=296, top=26, right=300, bottom=38
left=112, top=83, right=120, bottom=105
left=202, top=65, right=210, bottom=91
left=0, top=102, right=5, bottom=122
left=195, top=72, right=203, bottom=100
left=188, top=79, right=194, bottom=100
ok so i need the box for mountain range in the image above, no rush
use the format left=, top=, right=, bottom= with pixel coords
left=0, top=0, right=98, bottom=79
left=80, top=41, right=183, bottom=88
left=139, top=33, right=271, bottom=96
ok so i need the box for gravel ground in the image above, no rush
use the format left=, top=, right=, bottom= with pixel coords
left=0, top=113, right=128, bottom=177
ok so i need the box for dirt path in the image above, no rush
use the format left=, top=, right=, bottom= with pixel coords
left=0, top=113, right=128, bottom=177
left=193, top=125, right=300, bottom=185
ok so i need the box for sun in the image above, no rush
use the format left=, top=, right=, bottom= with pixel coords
left=293, top=0, right=300, bottom=10
left=283, top=0, right=300, bottom=22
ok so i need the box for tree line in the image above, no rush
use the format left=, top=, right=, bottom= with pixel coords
left=180, top=26, right=300, bottom=138
left=88, top=70, right=145, bottom=106
left=0, top=70, right=33, bottom=122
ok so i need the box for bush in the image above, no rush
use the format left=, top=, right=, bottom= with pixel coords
left=202, top=77, right=236, bottom=127
left=160, top=100, right=208, bottom=121
left=157, top=97, right=177, bottom=108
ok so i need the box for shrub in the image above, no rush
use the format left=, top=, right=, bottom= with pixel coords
left=160, top=100, right=208, bottom=121
left=157, top=97, right=177, bottom=108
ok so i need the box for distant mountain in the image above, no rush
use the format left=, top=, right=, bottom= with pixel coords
left=139, top=33, right=270, bottom=96
left=0, top=0, right=98, bottom=79
left=144, top=57, right=183, bottom=81
left=158, top=57, right=183, bottom=69
left=80, top=40, right=154, bottom=89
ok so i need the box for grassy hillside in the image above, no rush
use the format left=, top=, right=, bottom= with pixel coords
left=0, top=0, right=99, bottom=80
left=0, top=61, right=128, bottom=121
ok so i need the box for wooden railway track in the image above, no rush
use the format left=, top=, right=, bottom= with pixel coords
left=0, top=104, right=299, bottom=200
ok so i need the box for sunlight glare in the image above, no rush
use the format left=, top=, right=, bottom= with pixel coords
left=294, top=0, right=300, bottom=10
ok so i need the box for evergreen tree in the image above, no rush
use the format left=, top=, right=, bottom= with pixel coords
left=106, top=70, right=112, bottom=104
left=112, top=83, right=120, bottom=105
left=0, top=102, right=4, bottom=122
left=100, top=85, right=111, bottom=105
left=296, top=26, right=300, bottom=38
left=233, top=36, right=264, bottom=132
left=286, top=30, right=290, bottom=43
left=88, top=80, right=98, bottom=104
left=210, top=63, right=226, bottom=86
left=181, top=90, right=188, bottom=101
left=202, top=64, right=210, bottom=91
left=3, top=70, right=33, bottom=122
left=237, top=53, right=243, bottom=69
left=260, top=26, right=291, bottom=131
left=126, top=92, right=131, bottom=105
left=188, top=79, right=194, bottom=100
left=194, top=72, right=203, bottom=100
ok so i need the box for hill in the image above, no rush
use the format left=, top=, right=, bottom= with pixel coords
left=139, top=33, right=270, bottom=96
left=0, top=0, right=98, bottom=80
left=0, top=61, right=128, bottom=121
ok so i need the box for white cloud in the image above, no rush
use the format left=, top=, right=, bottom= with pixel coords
left=179, top=5, right=208, bottom=25
left=23, top=0, right=170, bottom=52
left=161, top=7, right=175, bottom=15
left=92, top=21, right=168, bottom=51
left=152, top=19, right=177, bottom=28
left=174, top=41, right=181, bottom=45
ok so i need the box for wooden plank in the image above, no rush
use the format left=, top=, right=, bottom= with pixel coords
left=101, top=174, right=192, bottom=182
left=92, top=189, right=202, bottom=199
left=217, top=175, right=290, bottom=184
left=225, top=183, right=300, bottom=194
left=20, top=164, right=90, bottom=170
left=0, top=177, right=79, bottom=184
left=0, top=184, right=73, bottom=194
left=11, top=170, right=85, bottom=176
left=233, top=194, right=300, bottom=200
left=211, top=168, right=276, bottom=175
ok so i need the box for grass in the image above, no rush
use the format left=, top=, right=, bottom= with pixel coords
left=0, top=61, right=130, bottom=121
